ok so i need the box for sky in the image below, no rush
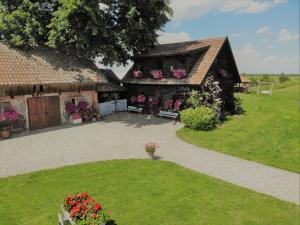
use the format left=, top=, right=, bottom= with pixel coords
left=99, top=0, right=300, bottom=78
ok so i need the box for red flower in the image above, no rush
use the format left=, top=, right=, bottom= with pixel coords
left=80, top=192, right=89, bottom=198
left=71, top=206, right=80, bottom=214
left=81, top=205, right=87, bottom=211
left=94, top=203, right=102, bottom=211
left=90, top=213, right=97, bottom=219
left=70, top=201, right=76, bottom=206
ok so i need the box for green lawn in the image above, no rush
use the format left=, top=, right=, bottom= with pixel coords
left=177, top=78, right=300, bottom=173
left=0, top=160, right=299, bottom=225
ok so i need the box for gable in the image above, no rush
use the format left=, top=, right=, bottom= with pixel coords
left=122, top=37, right=237, bottom=85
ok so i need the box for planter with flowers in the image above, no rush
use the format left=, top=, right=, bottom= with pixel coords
left=132, top=70, right=143, bottom=78
left=59, top=192, right=112, bottom=225
left=77, top=101, right=91, bottom=122
left=0, top=108, right=25, bottom=138
left=0, top=119, right=12, bottom=139
left=174, top=99, right=183, bottom=111
left=144, top=142, right=159, bottom=157
left=65, top=102, right=82, bottom=125
left=150, top=70, right=164, bottom=79
left=148, top=97, right=160, bottom=114
left=164, top=100, right=174, bottom=111
left=171, top=69, right=187, bottom=79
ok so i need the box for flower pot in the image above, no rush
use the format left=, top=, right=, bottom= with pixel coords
left=147, top=151, right=155, bottom=157
left=0, top=129, right=11, bottom=139
left=95, top=114, right=101, bottom=121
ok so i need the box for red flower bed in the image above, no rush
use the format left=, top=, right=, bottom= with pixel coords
left=64, top=192, right=111, bottom=224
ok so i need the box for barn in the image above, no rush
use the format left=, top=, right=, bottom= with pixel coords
left=0, top=42, right=124, bottom=130
left=122, top=37, right=241, bottom=113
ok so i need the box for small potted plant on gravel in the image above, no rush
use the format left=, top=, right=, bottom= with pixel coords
left=0, top=119, right=12, bottom=139
left=144, top=142, right=159, bottom=158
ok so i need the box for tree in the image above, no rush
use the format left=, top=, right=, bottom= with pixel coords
left=0, top=0, right=172, bottom=65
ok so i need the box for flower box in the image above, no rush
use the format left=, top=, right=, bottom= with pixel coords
left=58, top=206, right=106, bottom=225
left=150, top=70, right=164, bottom=79
left=132, top=70, right=143, bottom=78
left=171, top=69, right=187, bottom=79
left=60, top=192, right=111, bottom=225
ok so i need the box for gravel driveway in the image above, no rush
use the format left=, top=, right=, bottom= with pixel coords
left=0, top=112, right=299, bottom=205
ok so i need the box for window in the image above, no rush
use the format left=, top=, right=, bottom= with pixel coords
left=71, top=98, right=76, bottom=105
left=156, top=60, right=163, bottom=70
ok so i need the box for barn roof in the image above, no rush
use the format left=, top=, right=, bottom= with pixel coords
left=122, top=37, right=240, bottom=85
left=0, top=42, right=109, bottom=86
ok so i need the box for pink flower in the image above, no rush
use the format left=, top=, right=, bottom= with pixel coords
left=149, top=97, right=159, bottom=106
left=174, top=99, right=183, bottom=110
left=150, top=70, right=164, bottom=79
left=137, top=95, right=146, bottom=104
left=164, top=100, right=173, bottom=110
left=132, top=70, right=143, bottom=78
left=171, top=69, right=187, bottom=79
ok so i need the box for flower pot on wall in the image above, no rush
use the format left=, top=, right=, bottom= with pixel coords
left=0, top=129, right=11, bottom=139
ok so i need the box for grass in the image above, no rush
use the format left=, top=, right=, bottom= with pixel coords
left=0, top=160, right=299, bottom=225
left=177, top=77, right=300, bottom=173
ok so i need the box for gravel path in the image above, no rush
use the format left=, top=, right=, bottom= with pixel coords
left=0, top=112, right=299, bottom=205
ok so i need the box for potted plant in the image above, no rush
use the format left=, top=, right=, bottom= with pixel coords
left=132, top=70, right=143, bottom=78
left=77, top=101, right=89, bottom=122
left=164, top=100, right=173, bottom=112
left=0, top=119, right=12, bottom=139
left=171, top=68, right=187, bottom=79
left=174, top=99, right=183, bottom=111
left=150, top=70, right=164, bottom=79
left=61, top=192, right=112, bottom=225
left=144, top=142, right=159, bottom=157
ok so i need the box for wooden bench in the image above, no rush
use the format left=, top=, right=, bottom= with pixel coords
left=158, top=110, right=178, bottom=119
left=127, top=106, right=143, bottom=114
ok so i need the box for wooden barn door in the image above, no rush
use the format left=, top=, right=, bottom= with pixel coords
left=27, top=96, right=61, bottom=130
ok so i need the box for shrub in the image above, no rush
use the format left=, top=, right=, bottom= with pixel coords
left=233, top=96, right=244, bottom=114
left=180, top=106, right=216, bottom=131
left=278, top=74, right=289, bottom=83
left=186, top=90, right=200, bottom=108
left=260, top=74, right=271, bottom=82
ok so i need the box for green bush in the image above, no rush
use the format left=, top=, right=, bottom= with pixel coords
left=278, top=74, right=290, bottom=83
left=260, top=74, right=271, bottom=82
left=180, top=106, right=216, bottom=131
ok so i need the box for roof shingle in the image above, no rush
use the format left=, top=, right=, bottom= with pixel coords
left=0, top=43, right=108, bottom=86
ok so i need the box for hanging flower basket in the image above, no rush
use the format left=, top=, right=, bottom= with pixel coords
left=132, top=70, right=143, bottom=78
left=171, top=69, right=187, bottom=79
left=150, top=70, right=164, bottom=79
